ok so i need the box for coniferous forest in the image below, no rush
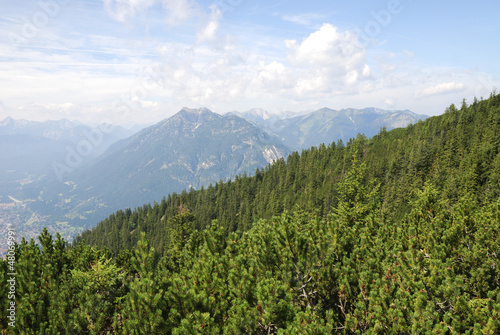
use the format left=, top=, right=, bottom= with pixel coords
left=2, top=93, right=500, bottom=334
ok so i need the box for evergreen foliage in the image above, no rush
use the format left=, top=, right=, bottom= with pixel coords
left=1, top=93, right=500, bottom=333
left=77, top=94, right=500, bottom=256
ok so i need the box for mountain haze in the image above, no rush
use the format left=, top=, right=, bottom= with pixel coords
left=5, top=108, right=289, bottom=240
left=234, top=107, right=428, bottom=150
left=70, top=107, right=289, bottom=212
left=0, top=117, right=133, bottom=196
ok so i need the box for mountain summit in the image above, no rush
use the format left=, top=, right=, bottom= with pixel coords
left=41, top=108, right=290, bottom=228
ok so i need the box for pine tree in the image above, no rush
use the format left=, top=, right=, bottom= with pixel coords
left=119, top=233, right=165, bottom=334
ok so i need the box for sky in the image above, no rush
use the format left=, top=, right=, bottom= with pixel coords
left=1, top=0, right=499, bottom=125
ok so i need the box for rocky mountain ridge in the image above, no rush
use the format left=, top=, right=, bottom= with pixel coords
left=232, top=107, right=428, bottom=150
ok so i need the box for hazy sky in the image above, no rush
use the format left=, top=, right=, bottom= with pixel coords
left=1, top=0, right=499, bottom=124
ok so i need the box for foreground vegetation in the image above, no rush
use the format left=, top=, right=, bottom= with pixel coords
left=1, top=94, right=500, bottom=334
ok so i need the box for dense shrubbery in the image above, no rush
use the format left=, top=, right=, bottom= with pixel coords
left=2, top=93, right=500, bottom=333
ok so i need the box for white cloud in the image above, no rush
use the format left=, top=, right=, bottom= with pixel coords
left=0, top=101, right=6, bottom=120
left=281, top=24, right=370, bottom=95
left=362, top=64, right=371, bottom=77
left=345, top=70, right=359, bottom=86
left=196, top=5, right=220, bottom=43
left=144, top=24, right=374, bottom=105
left=253, top=61, right=294, bottom=95
left=384, top=98, right=395, bottom=107
left=285, top=24, right=364, bottom=70
left=0, top=37, right=153, bottom=124
left=162, top=0, right=197, bottom=26
left=103, top=0, right=199, bottom=25
left=403, top=49, right=414, bottom=59
left=136, top=99, right=159, bottom=108
left=146, top=42, right=250, bottom=105
left=282, top=13, right=326, bottom=27
left=2, top=1, right=492, bottom=124
left=103, top=0, right=157, bottom=22
left=103, top=0, right=220, bottom=48
left=415, top=82, right=466, bottom=98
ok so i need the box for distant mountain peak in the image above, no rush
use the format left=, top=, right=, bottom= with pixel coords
left=246, top=108, right=271, bottom=120
left=175, top=107, right=219, bottom=120
left=317, top=107, right=335, bottom=112
left=180, top=107, right=213, bottom=115
left=355, top=107, right=395, bottom=114
left=0, top=116, right=14, bottom=126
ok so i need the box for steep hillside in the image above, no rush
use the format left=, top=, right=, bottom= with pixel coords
left=78, top=94, right=500, bottom=255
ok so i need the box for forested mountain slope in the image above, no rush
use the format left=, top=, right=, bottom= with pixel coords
left=78, top=94, right=500, bottom=255
left=1, top=94, right=499, bottom=334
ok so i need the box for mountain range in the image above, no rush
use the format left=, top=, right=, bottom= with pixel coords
left=47, top=107, right=290, bottom=225
left=0, top=106, right=426, bottom=244
left=232, top=107, right=428, bottom=150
